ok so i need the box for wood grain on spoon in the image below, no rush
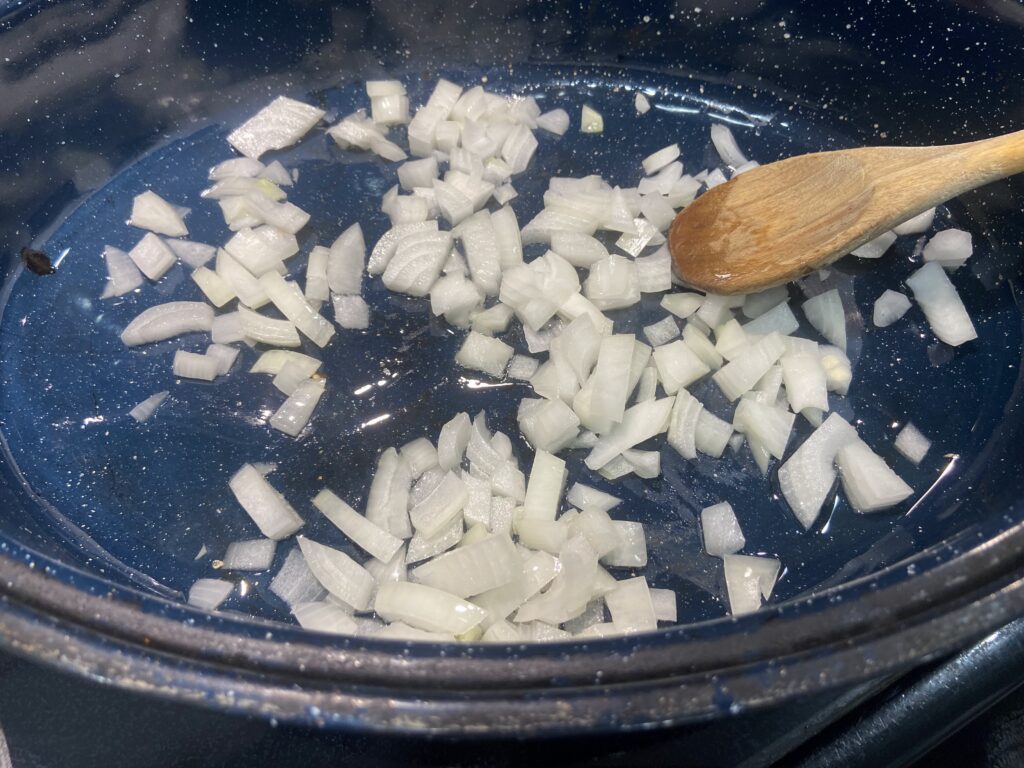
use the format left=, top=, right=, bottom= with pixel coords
left=669, top=130, right=1024, bottom=295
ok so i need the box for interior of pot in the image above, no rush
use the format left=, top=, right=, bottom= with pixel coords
left=0, top=0, right=1023, bottom=726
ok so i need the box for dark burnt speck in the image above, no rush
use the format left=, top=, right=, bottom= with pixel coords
left=20, top=247, right=56, bottom=276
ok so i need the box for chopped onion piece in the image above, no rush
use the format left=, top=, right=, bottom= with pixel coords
left=332, top=295, right=370, bottom=329
left=666, top=388, right=702, bottom=459
left=188, top=578, right=233, bottom=610
left=602, top=521, right=647, bottom=568
left=250, top=349, right=320, bottom=376
left=585, top=397, right=674, bottom=471
left=270, top=378, right=325, bottom=436
left=649, top=588, right=677, bottom=623
left=873, top=289, right=912, bottom=327
left=517, top=397, right=581, bottom=453
left=895, top=422, right=931, bottom=465
left=270, top=546, right=326, bottom=606
left=604, top=576, right=657, bottom=634
left=819, top=345, right=853, bottom=395
left=229, top=464, right=304, bottom=540
left=223, top=225, right=298, bottom=276
left=313, top=489, right=402, bottom=563
left=227, top=96, right=325, bottom=159
left=297, top=535, right=375, bottom=611
left=642, top=144, right=681, bottom=175
left=382, top=229, right=453, bottom=297
left=128, top=190, right=189, bottom=237
left=893, top=207, right=936, bottom=235
left=906, top=262, right=977, bottom=346
left=129, top=390, right=169, bottom=422
left=550, top=231, right=608, bottom=267
left=100, top=245, right=143, bottom=298
left=733, top=398, right=795, bottom=460
left=522, top=450, right=566, bottom=521
left=710, top=124, right=749, bottom=168
left=190, top=266, right=234, bottom=307
left=303, top=245, right=330, bottom=303
left=211, top=311, right=246, bottom=344
left=694, top=409, right=733, bottom=458
left=661, top=293, right=704, bottom=320
left=365, top=448, right=412, bottom=539
left=580, top=105, right=604, bottom=133
left=777, top=413, right=859, bottom=529
left=536, top=108, right=570, bottom=135
left=803, top=289, right=847, bottom=351
left=515, top=534, right=598, bottom=625
left=215, top=249, right=269, bottom=309
left=652, top=339, right=710, bottom=394
left=411, top=533, right=520, bottom=598
left=836, top=440, right=913, bottom=513
left=701, top=502, right=744, bottom=556
left=237, top=305, right=301, bottom=348
left=614, top=217, right=662, bottom=258
left=376, top=581, right=486, bottom=634
left=575, top=334, right=635, bottom=433
left=401, top=437, right=439, bottom=479
left=258, top=272, right=335, bottom=347
left=722, top=554, right=780, bottom=616
left=455, top=331, right=514, bottom=378
left=129, top=233, right=177, bottom=281
left=222, top=538, right=276, bottom=571
left=121, top=301, right=213, bottom=347
left=712, top=332, right=785, bottom=401
left=566, top=483, right=621, bottom=513
left=781, top=351, right=828, bottom=413
left=293, top=601, right=358, bottom=635
left=743, top=301, right=799, bottom=337
left=437, top=412, right=472, bottom=471
left=409, top=471, right=468, bottom=538
left=852, top=230, right=897, bottom=259
left=923, top=228, right=973, bottom=270
left=634, top=92, right=651, bottom=114
left=205, top=343, right=239, bottom=376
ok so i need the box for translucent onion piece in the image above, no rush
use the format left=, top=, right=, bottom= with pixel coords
left=802, top=289, right=847, bottom=351
left=710, top=124, right=749, bottom=167
left=222, top=538, right=277, bottom=571
left=270, top=378, right=325, bottom=436
left=873, top=289, right=912, bottom=327
left=375, top=581, right=486, bottom=634
left=605, top=576, right=657, bottom=634
left=411, top=533, right=520, bottom=598
left=722, top=554, right=780, bottom=616
left=237, top=304, right=301, bottom=348
left=313, top=488, right=403, bottom=562
left=292, top=601, right=358, bottom=635
left=777, top=413, right=859, bottom=529
left=227, top=96, right=325, bottom=160
left=895, top=422, right=931, bottom=465
left=188, top=579, right=233, bottom=611
left=128, top=390, right=169, bottom=422
left=129, top=232, right=177, bottom=281
left=455, top=331, right=514, bottom=378
left=100, top=245, right=144, bottom=298
left=228, top=463, right=305, bottom=540
left=701, top=502, right=745, bottom=556
left=297, top=535, right=375, bottom=611
left=923, top=229, right=972, bottom=270
left=906, top=261, right=977, bottom=346
left=258, top=272, right=335, bottom=347
left=270, top=546, right=326, bottom=606
left=121, top=301, right=214, bottom=346
left=836, top=440, right=914, bottom=513
left=365, top=448, right=412, bottom=539
left=128, top=190, right=189, bottom=237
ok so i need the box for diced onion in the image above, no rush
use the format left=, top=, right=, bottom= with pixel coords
left=129, top=232, right=177, bottom=281
left=297, top=535, right=376, bottom=610
left=227, top=96, right=325, bottom=160
left=222, top=538, right=277, bottom=571
left=188, top=578, right=233, bottom=610
left=229, top=463, right=305, bottom=540
left=128, top=190, right=189, bottom=237
left=906, top=262, right=977, bottom=346
left=121, top=301, right=214, bottom=347
left=313, top=488, right=403, bottom=562
left=710, top=124, right=749, bottom=168
left=129, top=390, right=169, bottom=422
left=836, top=440, right=913, bottom=512
left=270, top=378, right=325, bottom=436
left=894, top=422, right=931, bottom=465
left=100, top=245, right=143, bottom=298
left=873, top=289, right=912, bottom=327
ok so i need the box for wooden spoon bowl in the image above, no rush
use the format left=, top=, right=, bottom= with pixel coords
left=669, top=131, right=1024, bottom=295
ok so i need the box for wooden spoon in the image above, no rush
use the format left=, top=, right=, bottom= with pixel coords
left=668, top=130, right=1024, bottom=295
